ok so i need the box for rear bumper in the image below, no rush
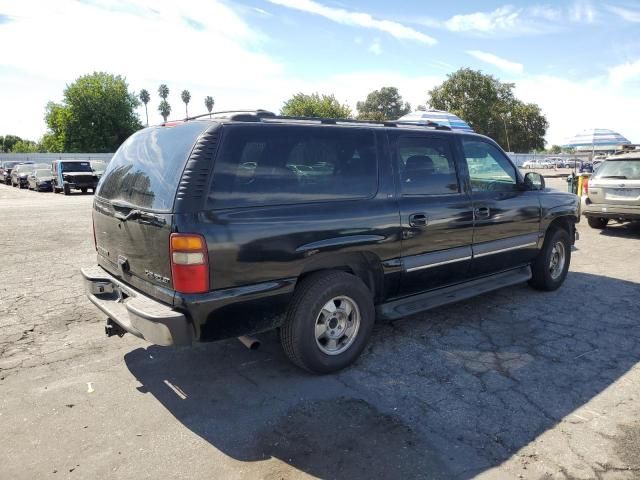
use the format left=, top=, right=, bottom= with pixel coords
left=583, top=202, right=640, bottom=220
left=81, top=265, right=194, bottom=346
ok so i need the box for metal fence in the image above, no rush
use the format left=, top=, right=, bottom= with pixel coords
left=508, top=152, right=593, bottom=166
left=0, top=152, right=114, bottom=163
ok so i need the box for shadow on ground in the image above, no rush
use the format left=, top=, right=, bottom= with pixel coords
left=598, top=221, right=640, bottom=238
left=125, top=272, right=640, bottom=479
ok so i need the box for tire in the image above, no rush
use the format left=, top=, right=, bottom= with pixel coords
left=587, top=217, right=608, bottom=229
left=63, top=183, right=70, bottom=195
left=280, top=271, right=375, bottom=374
left=529, top=227, right=571, bottom=291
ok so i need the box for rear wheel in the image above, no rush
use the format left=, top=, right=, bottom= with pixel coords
left=587, top=217, right=608, bottom=229
left=280, top=271, right=374, bottom=374
left=529, top=227, right=571, bottom=291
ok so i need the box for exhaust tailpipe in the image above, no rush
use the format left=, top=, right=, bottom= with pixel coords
left=238, top=335, right=260, bottom=350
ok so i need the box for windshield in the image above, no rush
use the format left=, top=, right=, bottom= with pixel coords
left=61, top=161, right=93, bottom=172
left=91, top=161, right=106, bottom=173
left=3, top=161, right=21, bottom=169
left=35, top=169, right=51, bottom=177
left=595, top=160, right=640, bottom=180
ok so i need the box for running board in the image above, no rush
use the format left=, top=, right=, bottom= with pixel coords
left=377, top=266, right=532, bottom=321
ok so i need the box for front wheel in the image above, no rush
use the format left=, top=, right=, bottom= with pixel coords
left=529, top=227, right=571, bottom=291
left=587, top=217, right=608, bottom=229
left=280, top=271, right=374, bottom=374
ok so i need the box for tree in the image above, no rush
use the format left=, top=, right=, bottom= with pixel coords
left=10, top=139, right=40, bottom=153
left=139, top=89, right=150, bottom=126
left=43, top=72, right=141, bottom=153
left=205, top=96, right=214, bottom=118
left=181, top=90, right=191, bottom=118
left=1, top=135, right=24, bottom=152
left=356, top=86, right=411, bottom=121
left=158, top=100, right=171, bottom=122
left=281, top=93, right=351, bottom=119
left=158, top=84, right=169, bottom=100
left=428, top=68, right=548, bottom=152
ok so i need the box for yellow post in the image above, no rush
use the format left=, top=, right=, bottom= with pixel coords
left=577, top=175, right=584, bottom=196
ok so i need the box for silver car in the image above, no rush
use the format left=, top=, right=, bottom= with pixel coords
left=583, top=150, right=640, bottom=228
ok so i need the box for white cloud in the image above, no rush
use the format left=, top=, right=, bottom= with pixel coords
left=605, top=4, right=640, bottom=22
left=467, top=50, right=524, bottom=74
left=368, top=40, right=382, bottom=55
left=438, top=2, right=596, bottom=36
left=569, top=1, right=596, bottom=23
left=609, top=59, right=640, bottom=85
left=516, top=74, right=640, bottom=145
left=266, top=0, right=437, bottom=45
left=445, top=6, right=522, bottom=33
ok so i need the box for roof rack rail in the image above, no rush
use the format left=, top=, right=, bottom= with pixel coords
left=172, top=110, right=453, bottom=131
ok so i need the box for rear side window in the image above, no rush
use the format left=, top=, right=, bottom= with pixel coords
left=207, top=125, right=378, bottom=209
left=595, top=160, right=640, bottom=180
left=397, top=136, right=459, bottom=195
left=97, top=122, right=209, bottom=211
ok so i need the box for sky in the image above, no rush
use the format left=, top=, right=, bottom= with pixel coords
left=1, top=0, right=640, bottom=147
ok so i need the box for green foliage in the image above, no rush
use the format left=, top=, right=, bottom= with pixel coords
left=158, top=100, right=171, bottom=122
left=1, top=134, right=23, bottom=152
left=548, top=145, right=562, bottom=154
left=43, top=72, right=142, bottom=153
left=428, top=68, right=548, bottom=152
left=356, top=86, right=411, bottom=121
left=10, top=139, right=40, bottom=153
left=158, top=84, right=169, bottom=99
left=139, top=89, right=150, bottom=126
left=281, top=93, right=352, bottom=119
left=181, top=90, right=191, bottom=117
left=204, top=96, right=214, bottom=116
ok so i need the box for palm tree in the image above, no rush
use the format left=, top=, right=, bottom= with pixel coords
left=139, top=89, right=150, bottom=126
left=158, top=84, right=169, bottom=100
left=158, top=100, right=171, bottom=123
left=205, top=96, right=214, bottom=118
left=181, top=90, right=191, bottom=118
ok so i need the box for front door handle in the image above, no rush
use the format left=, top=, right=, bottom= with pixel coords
left=409, top=213, right=428, bottom=227
left=474, top=207, right=491, bottom=218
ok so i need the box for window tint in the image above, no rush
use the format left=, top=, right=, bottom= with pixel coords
left=462, top=139, right=518, bottom=192
left=208, top=126, right=377, bottom=209
left=97, top=122, right=209, bottom=210
left=397, top=136, right=459, bottom=195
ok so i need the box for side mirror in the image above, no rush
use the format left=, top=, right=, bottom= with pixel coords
left=524, top=171, right=545, bottom=191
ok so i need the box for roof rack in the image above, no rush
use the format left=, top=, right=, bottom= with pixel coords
left=175, top=110, right=452, bottom=131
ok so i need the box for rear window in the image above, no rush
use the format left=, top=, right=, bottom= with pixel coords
left=207, top=125, right=378, bottom=209
left=97, top=122, right=209, bottom=211
left=595, top=160, right=640, bottom=180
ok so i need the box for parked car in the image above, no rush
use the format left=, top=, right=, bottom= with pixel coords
left=82, top=111, right=580, bottom=374
left=52, top=160, right=99, bottom=195
left=1, top=161, right=23, bottom=185
left=90, top=160, right=107, bottom=179
left=27, top=168, right=54, bottom=191
left=583, top=150, right=640, bottom=228
left=522, top=159, right=539, bottom=169
left=10, top=162, right=38, bottom=188
left=544, top=157, right=563, bottom=168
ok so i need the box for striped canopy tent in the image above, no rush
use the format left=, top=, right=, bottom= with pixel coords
left=561, top=128, right=631, bottom=152
left=397, top=109, right=474, bottom=132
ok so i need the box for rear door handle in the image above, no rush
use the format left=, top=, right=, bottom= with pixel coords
left=474, top=207, right=491, bottom=218
left=409, top=213, right=428, bottom=227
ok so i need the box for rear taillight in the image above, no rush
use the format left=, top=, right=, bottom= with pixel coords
left=170, top=233, right=209, bottom=294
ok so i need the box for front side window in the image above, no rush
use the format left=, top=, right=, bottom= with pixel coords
left=397, top=136, right=459, bottom=195
left=462, top=139, right=518, bottom=192
left=207, top=126, right=378, bottom=209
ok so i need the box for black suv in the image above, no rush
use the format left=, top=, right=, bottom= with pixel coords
left=0, top=161, right=23, bottom=185
left=82, top=111, right=580, bottom=373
